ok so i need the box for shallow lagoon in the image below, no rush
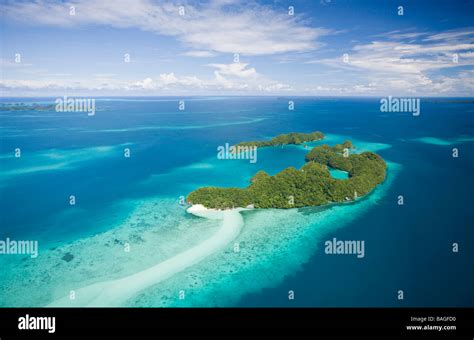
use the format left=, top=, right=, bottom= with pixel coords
left=0, top=97, right=472, bottom=307
left=0, top=126, right=397, bottom=307
left=329, top=168, right=349, bottom=179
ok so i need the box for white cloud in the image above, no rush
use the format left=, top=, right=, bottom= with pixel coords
left=383, top=31, right=428, bottom=40
left=209, top=63, right=257, bottom=78
left=305, top=83, right=377, bottom=95
left=159, top=73, right=178, bottom=85
left=181, top=50, right=216, bottom=57
left=133, top=77, right=155, bottom=89
left=1, top=62, right=291, bottom=94
left=423, top=28, right=474, bottom=42
left=1, top=0, right=330, bottom=56
left=310, top=28, right=474, bottom=95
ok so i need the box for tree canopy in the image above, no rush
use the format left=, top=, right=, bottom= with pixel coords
left=187, top=138, right=387, bottom=209
left=235, top=131, right=324, bottom=149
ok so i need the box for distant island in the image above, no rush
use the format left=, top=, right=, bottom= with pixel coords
left=0, top=103, right=56, bottom=112
left=187, top=133, right=387, bottom=209
left=234, top=131, right=324, bottom=149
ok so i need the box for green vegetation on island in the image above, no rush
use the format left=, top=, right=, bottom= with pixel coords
left=187, top=137, right=387, bottom=210
left=0, top=103, right=56, bottom=112
left=235, top=131, right=324, bottom=149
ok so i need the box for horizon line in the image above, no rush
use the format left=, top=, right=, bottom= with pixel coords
left=1, top=95, right=474, bottom=99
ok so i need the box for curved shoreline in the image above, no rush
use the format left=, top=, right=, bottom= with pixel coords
left=48, top=205, right=246, bottom=307
left=188, top=139, right=387, bottom=210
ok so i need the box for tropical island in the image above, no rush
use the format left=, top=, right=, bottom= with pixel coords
left=187, top=132, right=387, bottom=209
left=234, top=131, right=324, bottom=149
left=0, top=103, right=57, bottom=112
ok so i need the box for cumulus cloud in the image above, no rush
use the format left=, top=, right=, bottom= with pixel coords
left=132, top=77, right=155, bottom=89
left=209, top=63, right=257, bottom=78
left=1, top=62, right=291, bottom=94
left=2, top=2, right=471, bottom=96
left=159, top=73, right=178, bottom=85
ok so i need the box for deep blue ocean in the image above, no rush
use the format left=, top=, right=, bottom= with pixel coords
left=0, top=96, right=472, bottom=307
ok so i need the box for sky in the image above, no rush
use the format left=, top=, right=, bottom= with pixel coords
left=0, top=0, right=473, bottom=97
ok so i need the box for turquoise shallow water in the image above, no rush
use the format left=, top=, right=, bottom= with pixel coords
left=329, top=168, right=349, bottom=179
left=0, top=97, right=472, bottom=307
left=0, top=133, right=397, bottom=307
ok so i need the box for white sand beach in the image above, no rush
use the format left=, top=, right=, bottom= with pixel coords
left=48, top=205, right=246, bottom=307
